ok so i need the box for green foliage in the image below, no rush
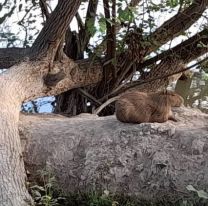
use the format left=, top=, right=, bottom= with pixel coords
left=201, top=72, right=208, bottom=81
left=98, top=17, right=107, bottom=33
left=166, top=0, right=179, bottom=8
left=0, top=0, right=41, bottom=47
left=198, top=59, right=208, bottom=74
left=29, top=175, right=208, bottom=206
left=186, top=185, right=208, bottom=199
left=30, top=169, right=65, bottom=206
left=86, top=17, right=97, bottom=36
left=117, top=7, right=135, bottom=23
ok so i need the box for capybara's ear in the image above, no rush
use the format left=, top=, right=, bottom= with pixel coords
left=162, top=89, right=167, bottom=95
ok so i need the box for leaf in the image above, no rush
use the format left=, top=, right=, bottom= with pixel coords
left=30, top=185, right=45, bottom=191
left=166, top=0, right=179, bottom=7
left=103, top=189, right=109, bottom=196
left=118, top=7, right=134, bottom=23
left=112, top=201, right=119, bottom=206
left=186, top=185, right=197, bottom=192
left=42, top=195, right=52, bottom=201
left=186, top=185, right=208, bottom=199
left=98, top=17, right=106, bottom=33
left=196, top=190, right=208, bottom=199
left=86, top=18, right=97, bottom=36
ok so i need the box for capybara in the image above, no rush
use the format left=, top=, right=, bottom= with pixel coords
left=115, top=90, right=184, bottom=123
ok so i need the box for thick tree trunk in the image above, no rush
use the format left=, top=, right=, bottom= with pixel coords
left=0, top=66, right=35, bottom=205
left=0, top=1, right=92, bottom=204
left=19, top=107, right=208, bottom=201
left=0, top=54, right=101, bottom=204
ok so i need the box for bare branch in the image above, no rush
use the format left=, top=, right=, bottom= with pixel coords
left=103, top=0, right=112, bottom=59
left=148, top=0, right=208, bottom=51
left=78, top=88, right=102, bottom=106
left=39, top=0, right=50, bottom=20
left=93, top=96, right=119, bottom=115
left=82, top=0, right=98, bottom=48
left=31, top=0, right=82, bottom=60
left=76, top=12, right=84, bottom=31
left=139, top=29, right=208, bottom=71
left=129, top=0, right=142, bottom=6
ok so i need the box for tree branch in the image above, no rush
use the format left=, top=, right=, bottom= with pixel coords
left=23, top=58, right=103, bottom=102
left=103, top=0, right=112, bottom=59
left=76, top=12, right=84, bottom=31
left=139, top=28, right=208, bottom=71
left=39, top=0, right=50, bottom=20
left=30, top=0, right=82, bottom=60
left=148, top=0, right=208, bottom=51
left=81, top=0, right=98, bottom=50
left=129, top=0, right=142, bottom=6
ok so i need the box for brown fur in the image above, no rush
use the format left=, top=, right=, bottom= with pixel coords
left=115, top=90, right=184, bottom=123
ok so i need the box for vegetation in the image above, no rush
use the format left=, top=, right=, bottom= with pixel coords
left=29, top=171, right=208, bottom=206
left=1, top=0, right=208, bottom=205
left=1, top=0, right=208, bottom=115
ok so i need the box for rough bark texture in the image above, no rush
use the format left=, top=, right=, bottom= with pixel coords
left=0, top=65, right=36, bottom=205
left=30, top=0, right=82, bottom=58
left=1, top=0, right=208, bottom=204
left=0, top=56, right=101, bottom=205
left=19, top=107, right=208, bottom=201
left=148, top=0, right=208, bottom=51
left=0, top=1, right=89, bottom=204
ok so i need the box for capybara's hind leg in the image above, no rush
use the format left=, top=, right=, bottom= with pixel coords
left=168, top=115, right=177, bottom=122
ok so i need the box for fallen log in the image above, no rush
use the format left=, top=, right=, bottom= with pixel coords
left=19, top=107, right=208, bottom=201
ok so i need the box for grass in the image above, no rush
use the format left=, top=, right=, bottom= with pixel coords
left=28, top=169, right=208, bottom=206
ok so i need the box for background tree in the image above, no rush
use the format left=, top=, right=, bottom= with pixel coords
left=1, top=0, right=208, bottom=115
left=0, top=0, right=208, bottom=205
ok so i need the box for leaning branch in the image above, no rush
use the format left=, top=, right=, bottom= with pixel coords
left=30, top=0, right=82, bottom=59
left=147, top=0, right=208, bottom=52
left=23, top=58, right=103, bottom=102
left=82, top=0, right=98, bottom=50
left=139, top=28, right=208, bottom=71
left=39, top=0, right=50, bottom=20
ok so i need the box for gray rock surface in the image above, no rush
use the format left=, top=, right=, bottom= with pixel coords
left=19, top=107, right=208, bottom=200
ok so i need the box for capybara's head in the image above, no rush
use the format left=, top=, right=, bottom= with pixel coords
left=164, top=90, right=184, bottom=107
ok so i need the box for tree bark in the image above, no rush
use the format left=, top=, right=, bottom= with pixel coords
left=19, top=108, right=208, bottom=201
left=0, top=5, right=94, bottom=203
left=30, top=0, right=82, bottom=59
left=0, top=51, right=103, bottom=205
left=148, top=0, right=208, bottom=52
left=0, top=1, right=85, bottom=204
left=0, top=64, right=38, bottom=205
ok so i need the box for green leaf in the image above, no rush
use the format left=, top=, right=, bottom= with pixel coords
left=86, top=18, right=97, bottom=36
left=98, top=17, right=106, bottom=33
left=30, top=185, right=45, bottom=191
left=186, top=185, right=197, bottom=192
left=186, top=185, right=208, bottom=199
left=118, top=7, right=134, bottom=23
left=166, top=0, right=179, bottom=7
left=197, top=190, right=208, bottom=199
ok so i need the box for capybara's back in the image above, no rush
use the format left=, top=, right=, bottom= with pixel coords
left=115, top=90, right=183, bottom=123
left=115, top=92, right=153, bottom=123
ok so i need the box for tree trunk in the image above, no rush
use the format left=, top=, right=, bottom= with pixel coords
left=0, top=53, right=102, bottom=204
left=0, top=66, right=35, bottom=205
left=19, top=107, right=208, bottom=201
